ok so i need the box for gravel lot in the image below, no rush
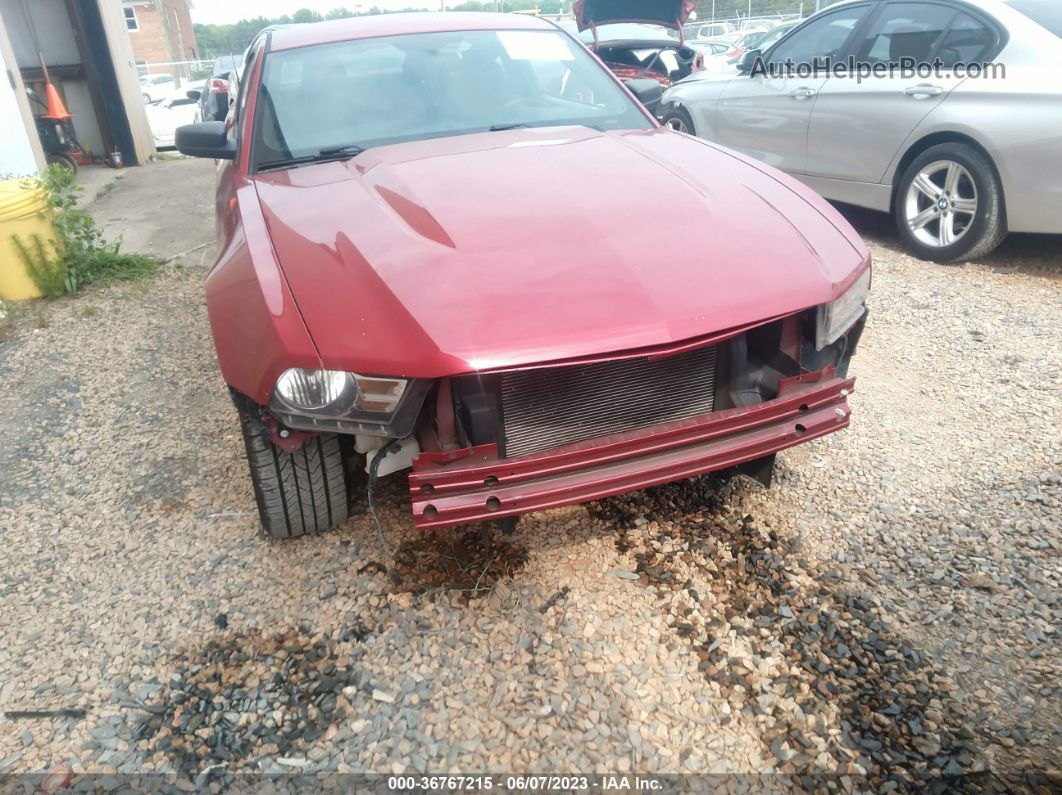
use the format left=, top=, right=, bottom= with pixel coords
left=0, top=159, right=1058, bottom=790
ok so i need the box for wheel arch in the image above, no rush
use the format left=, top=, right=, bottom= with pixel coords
left=660, top=101, right=694, bottom=131
left=889, top=131, right=1006, bottom=219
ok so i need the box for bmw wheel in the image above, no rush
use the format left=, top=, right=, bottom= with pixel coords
left=894, top=142, right=1006, bottom=263
left=237, top=403, right=350, bottom=538
left=661, top=107, right=695, bottom=136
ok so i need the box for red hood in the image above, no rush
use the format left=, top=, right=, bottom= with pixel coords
left=574, top=0, right=695, bottom=31
left=254, top=126, right=868, bottom=379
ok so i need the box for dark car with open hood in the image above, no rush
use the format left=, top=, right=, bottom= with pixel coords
left=176, top=11, right=870, bottom=538
left=564, top=0, right=704, bottom=88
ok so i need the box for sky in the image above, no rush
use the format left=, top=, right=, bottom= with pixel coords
left=189, top=0, right=437, bottom=25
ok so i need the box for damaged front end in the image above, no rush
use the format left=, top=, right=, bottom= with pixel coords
left=407, top=301, right=867, bottom=529
left=248, top=271, right=869, bottom=531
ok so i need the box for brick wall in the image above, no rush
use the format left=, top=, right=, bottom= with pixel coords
left=123, top=0, right=198, bottom=68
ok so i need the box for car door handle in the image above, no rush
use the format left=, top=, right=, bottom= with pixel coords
left=789, top=87, right=817, bottom=100
left=904, top=84, right=944, bottom=97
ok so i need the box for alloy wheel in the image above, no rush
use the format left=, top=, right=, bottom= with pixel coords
left=904, top=160, right=978, bottom=248
left=664, top=117, right=689, bottom=133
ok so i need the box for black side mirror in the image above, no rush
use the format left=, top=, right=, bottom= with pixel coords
left=185, top=89, right=202, bottom=102
left=176, top=121, right=236, bottom=160
left=738, top=48, right=762, bottom=74
left=624, top=78, right=663, bottom=113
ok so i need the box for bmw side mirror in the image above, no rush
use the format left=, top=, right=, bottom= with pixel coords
left=738, top=49, right=762, bottom=74
left=624, top=78, right=663, bottom=114
left=176, top=121, right=236, bottom=160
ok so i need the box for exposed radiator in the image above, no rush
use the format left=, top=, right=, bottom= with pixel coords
left=499, top=345, right=718, bottom=458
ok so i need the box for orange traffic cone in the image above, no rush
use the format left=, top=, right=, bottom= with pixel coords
left=41, top=82, right=72, bottom=120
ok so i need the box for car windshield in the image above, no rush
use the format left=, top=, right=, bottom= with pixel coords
left=1005, top=0, right=1062, bottom=37
left=252, top=29, right=650, bottom=171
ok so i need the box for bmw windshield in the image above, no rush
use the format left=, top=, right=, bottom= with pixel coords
left=252, top=28, right=652, bottom=172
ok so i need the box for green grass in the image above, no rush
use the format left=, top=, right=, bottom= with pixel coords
left=13, top=165, right=163, bottom=299
left=96, top=175, right=123, bottom=199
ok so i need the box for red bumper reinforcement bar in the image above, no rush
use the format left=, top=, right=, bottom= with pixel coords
left=409, top=371, right=855, bottom=530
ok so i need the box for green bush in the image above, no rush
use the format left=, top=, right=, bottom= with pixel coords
left=14, top=165, right=161, bottom=298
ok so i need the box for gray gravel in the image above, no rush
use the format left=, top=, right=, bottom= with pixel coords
left=0, top=161, right=1058, bottom=790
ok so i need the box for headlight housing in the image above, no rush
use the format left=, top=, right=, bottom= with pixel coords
left=816, top=267, right=870, bottom=350
left=269, top=368, right=429, bottom=437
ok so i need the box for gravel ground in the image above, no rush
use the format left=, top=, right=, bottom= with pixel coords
left=0, top=160, right=1058, bottom=791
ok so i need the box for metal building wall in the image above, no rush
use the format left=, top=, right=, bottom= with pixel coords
left=91, top=0, right=155, bottom=164
left=0, top=0, right=155, bottom=167
left=0, top=20, right=45, bottom=175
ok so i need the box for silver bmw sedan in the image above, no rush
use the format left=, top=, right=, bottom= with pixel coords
left=659, top=0, right=1061, bottom=262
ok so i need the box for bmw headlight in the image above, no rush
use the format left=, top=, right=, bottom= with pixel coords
left=816, top=267, right=870, bottom=350
left=269, top=368, right=429, bottom=437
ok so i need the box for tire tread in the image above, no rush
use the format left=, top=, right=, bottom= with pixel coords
left=237, top=405, right=349, bottom=537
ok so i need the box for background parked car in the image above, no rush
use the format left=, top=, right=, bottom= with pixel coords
left=139, top=73, right=174, bottom=104
left=565, top=22, right=705, bottom=86
left=687, top=39, right=733, bottom=71
left=684, top=21, right=736, bottom=39
left=727, top=20, right=799, bottom=63
left=659, top=0, right=1062, bottom=262
left=724, top=22, right=799, bottom=64
left=197, top=55, right=241, bottom=122
left=146, top=84, right=201, bottom=149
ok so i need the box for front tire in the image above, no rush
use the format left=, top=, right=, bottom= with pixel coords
left=661, top=106, right=695, bottom=135
left=894, top=142, right=1006, bottom=263
left=237, top=405, right=350, bottom=537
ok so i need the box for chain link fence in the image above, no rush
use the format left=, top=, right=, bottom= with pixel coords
left=690, top=0, right=848, bottom=26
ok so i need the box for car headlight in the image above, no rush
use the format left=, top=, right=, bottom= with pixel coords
left=269, top=368, right=428, bottom=438
left=816, top=267, right=870, bottom=350
left=275, top=369, right=354, bottom=410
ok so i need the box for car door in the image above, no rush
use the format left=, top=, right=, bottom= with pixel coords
left=805, top=1, right=998, bottom=183
left=716, top=3, right=872, bottom=174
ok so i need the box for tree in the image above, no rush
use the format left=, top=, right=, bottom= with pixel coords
left=292, top=8, right=324, bottom=23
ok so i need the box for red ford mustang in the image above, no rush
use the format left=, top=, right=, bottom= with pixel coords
left=177, top=11, right=870, bottom=538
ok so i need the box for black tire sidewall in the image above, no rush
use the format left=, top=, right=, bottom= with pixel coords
left=894, top=144, right=1002, bottom=263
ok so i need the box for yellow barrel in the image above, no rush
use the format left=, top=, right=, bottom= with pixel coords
left=0, top=178, right=58, bottom=300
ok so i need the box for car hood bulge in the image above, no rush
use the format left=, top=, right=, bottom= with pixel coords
left=254, top=126, right=867, bottom=378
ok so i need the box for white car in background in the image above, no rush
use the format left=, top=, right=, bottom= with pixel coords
left=139, top=73, right=175, bottom=104
left=659, top=0, right=1062, bottom=262
left=685, top=21, right=736, bottom=39
left=145, top=85, right=201, bottom=149
left=687, top=39, right=736, bottom=72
